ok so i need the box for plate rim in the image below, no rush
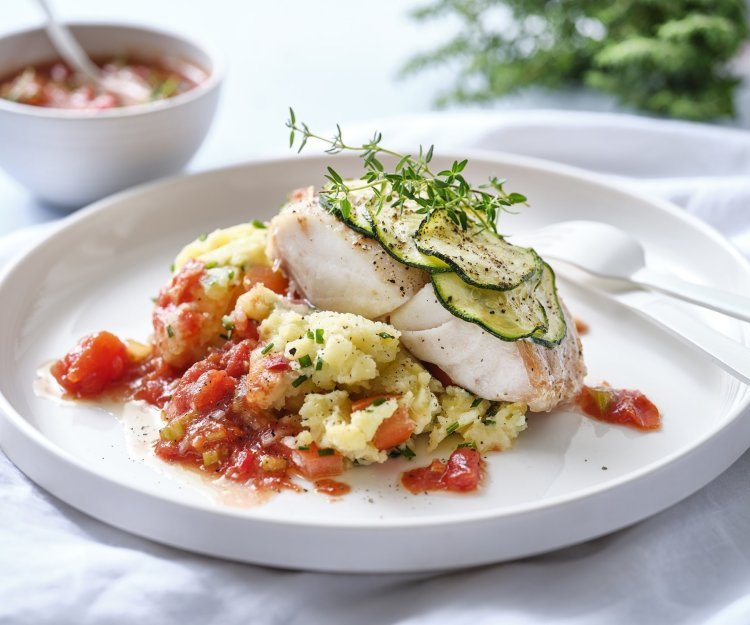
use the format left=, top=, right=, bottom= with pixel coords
left=1, top=150, right=749, bottom=532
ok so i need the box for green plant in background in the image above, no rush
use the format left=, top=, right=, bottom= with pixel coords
left=402, top=0, right=749, bottom=121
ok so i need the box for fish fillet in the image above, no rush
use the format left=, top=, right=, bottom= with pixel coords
left=390, top=283, right=586, bottom=412
left=268, top=196, right=427, bottom=318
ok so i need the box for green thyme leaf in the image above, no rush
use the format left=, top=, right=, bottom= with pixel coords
left=285, top=115, right=528, bottom=236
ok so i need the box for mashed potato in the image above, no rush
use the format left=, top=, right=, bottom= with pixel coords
left=259, top=307, right=401, bottom=390
left=368, top=351, right=442, bottom=435
left=431, top=386, right=527, bottom=453
left=296, top=392, right=399, bottom=464
left=254, top=300, right=440, bottom=463
left=238, top=288, right=526, bottom=464
left=174, top=222, right=269, bottom=271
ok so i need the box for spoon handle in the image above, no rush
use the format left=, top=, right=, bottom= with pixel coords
left=34, top=0, right=102, bottom=84
left=555, top=266, right=750, bottom=385
left=634, top=268, right=750, bottom=324
left=627, top=295, right=750, bottom=385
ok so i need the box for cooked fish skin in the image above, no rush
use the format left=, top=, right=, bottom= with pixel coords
left=389, top=283, right=586, bottom=412
left=268, top=197, right=427, bottom=318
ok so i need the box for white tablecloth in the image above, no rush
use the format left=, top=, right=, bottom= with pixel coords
left=2, top=110, right=750, bottom=625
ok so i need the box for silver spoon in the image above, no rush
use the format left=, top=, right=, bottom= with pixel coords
left=518, top=220, right=750, bottom=323
left=35, top=0, right=152, bottom=105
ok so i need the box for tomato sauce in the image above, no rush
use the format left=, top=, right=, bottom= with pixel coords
left=577, top=384, right=660, bottom=431
left=152, top=339, right=309, bottom=491
left=401, top=447, right=483, bottom=494
left=124, top=353, right=181, bottom=408
left=314, top=479, right=351, bottom=497
left=0, top=57, right=202, bottom=110
left=50, top=331, right=349, bottom=494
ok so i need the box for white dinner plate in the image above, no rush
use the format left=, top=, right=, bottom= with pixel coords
left=1, top=152, right=749, bottom=573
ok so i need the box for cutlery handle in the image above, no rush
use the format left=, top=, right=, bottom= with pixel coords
left=627, top=297, right=750, bottom=385
left=34, top=0, right=103, bottom=84
left=634, top=268, right=750, bottom=323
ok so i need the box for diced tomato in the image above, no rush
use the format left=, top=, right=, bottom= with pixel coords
left=191, top=370, right=236, bottom=412
left=164, top=362, right=237, bottom=420
left=132, top=377, right=172, bottom=407
left=51, top=331, right=132, bottom=397
left=372, top=404, right=415, bottom=450
left=401, top=448, right=483, bottom=494
left=228, top=447, right=257, bottom=480
left=265, top=354, right=290, bottom=372
left=442, top=447, right=483, bottom=491
left=154, top=440, right=189, bottom=464
left=222, top=340, right=255, bottom=377
left=231, top=314, right=260, bottom=342
left=350, top=394, right=398, bottom=412
left=291, top=445, right=345, bottom=479
left=243, top=265, right=289, bottom=295
left=156, top=260, right=204, bottom=307
left=127, top=354, right=180, bottom=408
left=577, top=385, right=660, bottom=431
left=403, top=459, right=445, bottom=492
left=165, top=359, right=213, bottom=418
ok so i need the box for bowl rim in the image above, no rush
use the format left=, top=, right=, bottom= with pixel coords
left=0, top=20, right=225, bottom=120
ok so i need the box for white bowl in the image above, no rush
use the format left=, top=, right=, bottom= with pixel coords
left=0, top=23, right=224, bottom=208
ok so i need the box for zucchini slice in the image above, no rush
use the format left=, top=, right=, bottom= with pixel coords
left=343, top=195, right=375, bottom=237
left=432, top=271, right=548, bottom=341
left=320, top=186, right=376, bottom=238
left=530, top=263, right=567, bottom=347
left=370, top=201, right=450, bottom=272
left=416, top=210, right=542, bottom=290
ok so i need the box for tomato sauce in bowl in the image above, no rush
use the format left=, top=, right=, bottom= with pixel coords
left=0, top=57, right=203, bottom=110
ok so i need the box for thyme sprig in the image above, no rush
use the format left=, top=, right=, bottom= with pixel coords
left=285, top=108, right=526, bottom=234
